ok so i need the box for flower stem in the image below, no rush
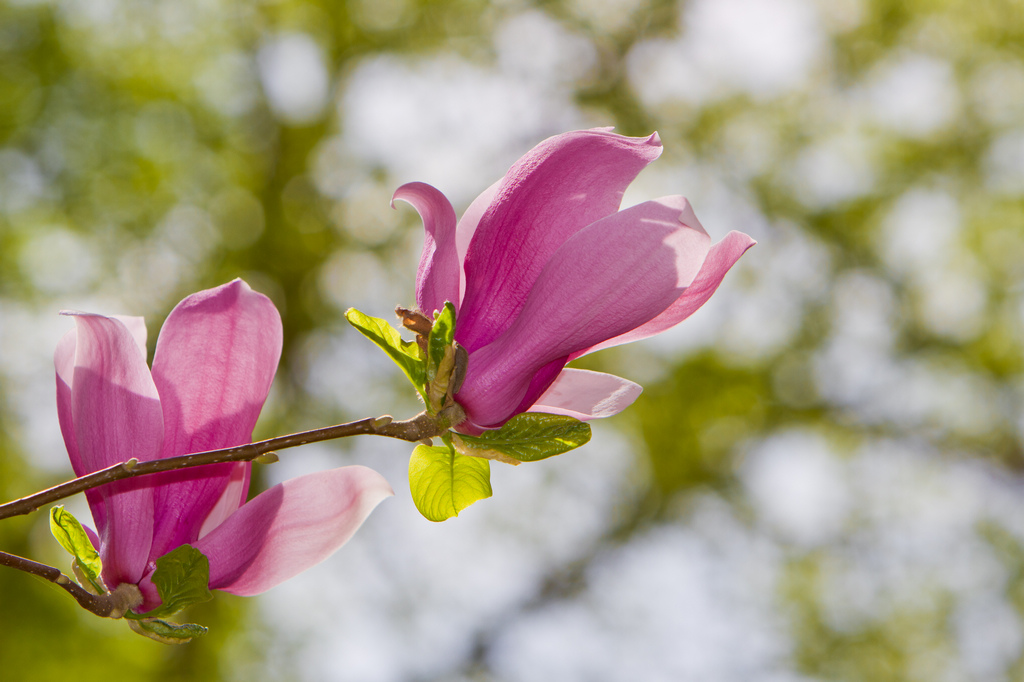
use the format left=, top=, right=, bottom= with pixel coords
left=0, top=550, right=141, bottom=618
left=0, top=411, right=451, bottom=522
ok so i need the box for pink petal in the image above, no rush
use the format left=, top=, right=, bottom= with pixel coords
left=55, top=316, right=148, bottom=551
left=456, top=129, right=663, bottom=353
left=453, top=179, right=501, bottom=304
left=394, top=182, right=461, bottom=317
left=507, top=357, right=568, bottom=424
left=67, top=313, right=163, bottom=587
left=55, top=327, right=108, bottom=533
left=137, top=574, right=161, bottom=612
left=573, top=230, right=756, bottom=358
left=147, top=279, right=283, bottom=562
left=195, top=466, right=393, bottom=596
left=456, top=196, right=709, bottom=427
left=197, top=462, right=250, bottom=540
left=113, top=315, right=148, bottom=358
left=528, top=369, right=642, bottom=420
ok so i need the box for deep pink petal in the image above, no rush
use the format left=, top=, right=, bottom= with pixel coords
left=456, top=196, right=709, bottom=427
left=572, top=230, right=756, bottom=358
left=507, top=357, right=568, bottom=423
left=394, top=182, right=461, bottom=317
left=135, top=463, right=251, bottom=612
left=68, top=313, right=162, bottom=587
left=136, top=574, right=161, bottom=612
left=528, top=369, right=642, bottom=420
left=195, top=466, right=393, bottom=596
left=457, top=129, right=663, bottom=352
left=147, top=279, right=283, bottom=562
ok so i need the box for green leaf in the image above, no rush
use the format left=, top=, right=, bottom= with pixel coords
left=345, top=307, right=427, bottom=400
left=49, top=506, right=105, bottom=594
left=452, top=413, right=592, bottom=463
left=409, top=443, right=492, bottom=522
left=127, top=544, right=212, bottom=620
left=128, top=617, right=208, bottom=644
left=424, top=302, right=457, bottom=412
left=426, top=301, right=456, bottom=383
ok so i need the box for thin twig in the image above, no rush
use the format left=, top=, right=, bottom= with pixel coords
left=0, top=550, right=140, bottom=618
left=0, top=409, right=459, bottom=522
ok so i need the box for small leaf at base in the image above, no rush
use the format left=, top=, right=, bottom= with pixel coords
left=49, top=506, right=105, bottom=594
left=127, top=544, right=212, bottom=620
left=426, top=302, right=456, bottom=383
left=453, top=413, right=592, bottom=463
left=129, top=617, right=208, bottom=644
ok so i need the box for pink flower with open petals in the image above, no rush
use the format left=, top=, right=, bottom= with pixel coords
left=395, top=128, right=755, bottom=432
left=55, top=280, right=392, bottom=611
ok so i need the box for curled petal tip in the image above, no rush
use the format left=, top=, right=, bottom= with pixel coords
left=725, top=230, right=758, bottom=252
left=392, top=181, right=440, bottom=209
left=219, top=278, right=252, bottom=295
left=397, top=182, right=460, bottom=315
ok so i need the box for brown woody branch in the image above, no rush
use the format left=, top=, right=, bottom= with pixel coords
left=0, top=550, right=141, bottom=618
left=0, top=407, right=463, bottom=522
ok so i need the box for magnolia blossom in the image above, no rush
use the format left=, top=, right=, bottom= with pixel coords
left=396, top=128, right=755, bottom=431
left=55, top=280, right=392, bottom=611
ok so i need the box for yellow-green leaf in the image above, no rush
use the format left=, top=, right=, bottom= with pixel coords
left=49, top=506, right=104, bottom=594
left=345, top=307, right=427, bottom=401
left=409, top=443, right=492, bottom=522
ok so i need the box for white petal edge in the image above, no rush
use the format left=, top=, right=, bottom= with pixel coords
left=528, top=368, right=642, bottom=420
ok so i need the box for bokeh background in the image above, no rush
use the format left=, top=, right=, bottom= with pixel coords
left=2, top=0, right=1024, bottom=679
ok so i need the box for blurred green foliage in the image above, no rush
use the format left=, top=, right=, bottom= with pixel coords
left=3, top=0, right=1024, bottom=679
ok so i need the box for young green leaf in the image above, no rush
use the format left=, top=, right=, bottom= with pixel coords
left=426, top=302, right=456, bottom=383
left=452, top=413, right=592, bottom=463
left=345, top=307, right=427, bottom=400
left=409, top=443, right=492, bottom=522
left=49, top=506, right=105, bottom=594
left=127, top=544, right=212, bottom=620
left=128, top=617, right=208, bottom=644
left=424, top=302, right=458, bottom=413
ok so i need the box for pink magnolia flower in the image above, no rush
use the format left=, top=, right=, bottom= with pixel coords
left=395, top=128, right=755, bottom=432
left=55, top=279, right=392, bottom=611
